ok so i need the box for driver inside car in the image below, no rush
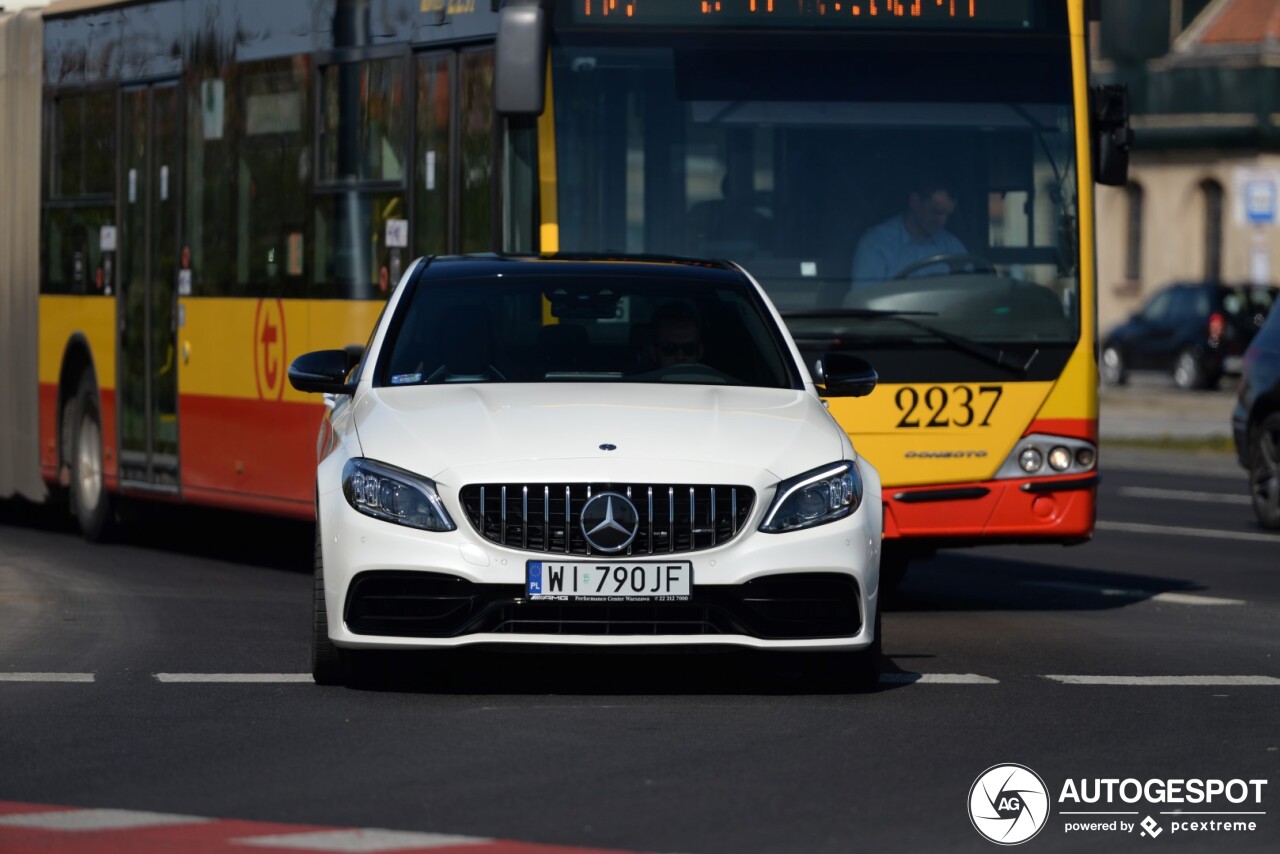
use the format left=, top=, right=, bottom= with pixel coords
left=648, top=301, right=705, bottom=368
left=850, top=174, right=967, bottom=286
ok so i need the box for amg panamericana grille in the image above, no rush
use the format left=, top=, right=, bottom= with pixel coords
left=459, top=483, right=755, bottom=556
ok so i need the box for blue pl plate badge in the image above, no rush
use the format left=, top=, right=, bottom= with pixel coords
left=528, top=561, right=542, bottom=594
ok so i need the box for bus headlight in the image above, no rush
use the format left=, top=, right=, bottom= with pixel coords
left=342, top=458, right=456, bottom=531
left=760, top=461, right=862, bottom=533
left=1019, top=447, right=1044, bottom=473
left=996, top=434, right=1097, bottom=480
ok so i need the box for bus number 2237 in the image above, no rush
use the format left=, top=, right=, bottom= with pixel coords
left=895, top=385, right=1003, bottom=429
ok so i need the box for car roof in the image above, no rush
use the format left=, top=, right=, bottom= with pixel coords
left=417, top=254, right=746, bottom=284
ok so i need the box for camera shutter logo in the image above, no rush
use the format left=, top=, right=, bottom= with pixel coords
left=969, top=764, right=1051, bottom=845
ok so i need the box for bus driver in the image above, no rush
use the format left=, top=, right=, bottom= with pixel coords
left=850, top=175, right=967, bottom=286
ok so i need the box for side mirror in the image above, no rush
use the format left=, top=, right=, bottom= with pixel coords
left=289, top=350, right=357, bottom=395
left=815, top=353, right=878, bottom=398
left=494, top=0, right=547, bottom=116
left=1092, top=84, right=1133, bottom=187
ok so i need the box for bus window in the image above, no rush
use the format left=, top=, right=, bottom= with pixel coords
left=186, top=57, right=311, bottom=297
left=415, top=52, right=451, bottom=258
left=459, top=49, right=496, bottom=254
left=43, top=89, right=115, bottom=296
left=319, top=57, right=406, bottom=184
left=316, top=55, right=408, bottom=298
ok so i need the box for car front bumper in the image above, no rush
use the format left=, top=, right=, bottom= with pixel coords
left=318, top=483, right=881, bottom=653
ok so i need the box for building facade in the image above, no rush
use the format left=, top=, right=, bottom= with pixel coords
left=1094, top=0, right=1280, bottom=333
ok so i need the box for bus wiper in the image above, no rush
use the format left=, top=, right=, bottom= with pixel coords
left=782, top=308, right=1038, bottom=375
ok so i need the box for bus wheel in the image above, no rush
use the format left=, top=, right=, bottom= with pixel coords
left=312, top=528, right=352, bottom=685
left=69, top=376, right=114, bottom=541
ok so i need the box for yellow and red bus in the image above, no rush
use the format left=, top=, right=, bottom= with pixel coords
left=1, top=0, right=1127, bottom=580
left=497, top=0, right=1130, bottom=584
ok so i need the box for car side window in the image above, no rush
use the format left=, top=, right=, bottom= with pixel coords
left=1141, top=290, right=1173, bottom=323
left=1189, top=289, right=1210, bottom=320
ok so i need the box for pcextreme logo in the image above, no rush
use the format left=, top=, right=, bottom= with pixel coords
left=969, top=764, right=1051, bottom=845
left=254, top=298, right=287, bottom=401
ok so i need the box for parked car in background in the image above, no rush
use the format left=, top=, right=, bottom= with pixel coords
left=1101, top=282, right=1278, bottom=390
left=289, top=255, right=885, bottom=688
left=1232, top=306, right=1280, bottom=530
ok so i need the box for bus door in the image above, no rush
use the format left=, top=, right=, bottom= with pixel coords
left=118, top=81, right=180, bottom=490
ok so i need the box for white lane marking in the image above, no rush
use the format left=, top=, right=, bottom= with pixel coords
left=1025, top=581, right=1245, bottom=606
left=154, top=673, right=313, bottom=683
left=1097, top=520, right=1280, bottom=544
left=1150, top=591, right=1247, bottom=606
left=234, top=829, right=493, bottom=851
left=879, top=672, right=999, bottom=685
left=0, top=808, right=208, bottom=831
left=1045, top=675, right=1280, bottom=686
left=0, top=673, right=95, bottom=682
left=1118, top=486, right=1251, bottom=506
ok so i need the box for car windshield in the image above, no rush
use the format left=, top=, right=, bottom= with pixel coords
left=376, top=267, right=799, bottom=389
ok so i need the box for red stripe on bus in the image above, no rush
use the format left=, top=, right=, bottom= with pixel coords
left=179, top=394, right=325, bottom=509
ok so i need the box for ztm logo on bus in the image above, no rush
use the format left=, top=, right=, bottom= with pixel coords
left=254, top=298, right=287, bottom=401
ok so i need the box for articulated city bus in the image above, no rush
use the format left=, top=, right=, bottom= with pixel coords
left=0, top=0, right=1127, bottom=584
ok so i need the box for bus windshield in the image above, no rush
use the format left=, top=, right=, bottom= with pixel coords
left=551, top=37, right=1080, bottom=357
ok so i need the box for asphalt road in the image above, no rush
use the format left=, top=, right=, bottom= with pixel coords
left=0, top=452, right=1276, bottom=853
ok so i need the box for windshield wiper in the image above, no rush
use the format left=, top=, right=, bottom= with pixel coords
left=782, top=308, right=1038, bottom=375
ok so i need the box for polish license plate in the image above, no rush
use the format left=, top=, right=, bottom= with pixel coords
left=526, top=561, right=693, bottom=602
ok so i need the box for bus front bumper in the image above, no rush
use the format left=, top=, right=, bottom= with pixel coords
left=882, top=473, right=1098, bottom=546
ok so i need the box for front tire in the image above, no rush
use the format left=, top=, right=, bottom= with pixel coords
left=312, top=529, right=352, bottom=685
left=1248, top=412, right=1280, bottom=530
left=69, top=375, right=114, bottom=541
left=807, top=607, right=882, bottom=692
left=1100, top=345, right=1127, bottom=386
left=1173, top=347, right=1206, bottom=390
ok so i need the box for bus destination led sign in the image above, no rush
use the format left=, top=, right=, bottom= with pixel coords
left=573, top=0, right=1035, bottom=29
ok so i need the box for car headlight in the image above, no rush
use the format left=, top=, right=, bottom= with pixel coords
left=342, top=458, right=456, bottom=532
left=759, top=460, right=863, bottom=533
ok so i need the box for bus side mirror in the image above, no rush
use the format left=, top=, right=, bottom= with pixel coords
left=816, top=353, right=878, bottom=398
left=1093, top=84, right=1133, bottom=187
left=495, top=0, right=547, bottom=116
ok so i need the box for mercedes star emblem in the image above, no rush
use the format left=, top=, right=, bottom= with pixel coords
left=580, top=492, right=640, bottom=553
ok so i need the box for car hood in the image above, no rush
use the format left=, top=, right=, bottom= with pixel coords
left=352, top=382, right=847, bottom=483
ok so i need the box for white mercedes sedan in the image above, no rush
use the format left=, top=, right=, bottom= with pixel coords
left=289, top=255, right=883, bottom=687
